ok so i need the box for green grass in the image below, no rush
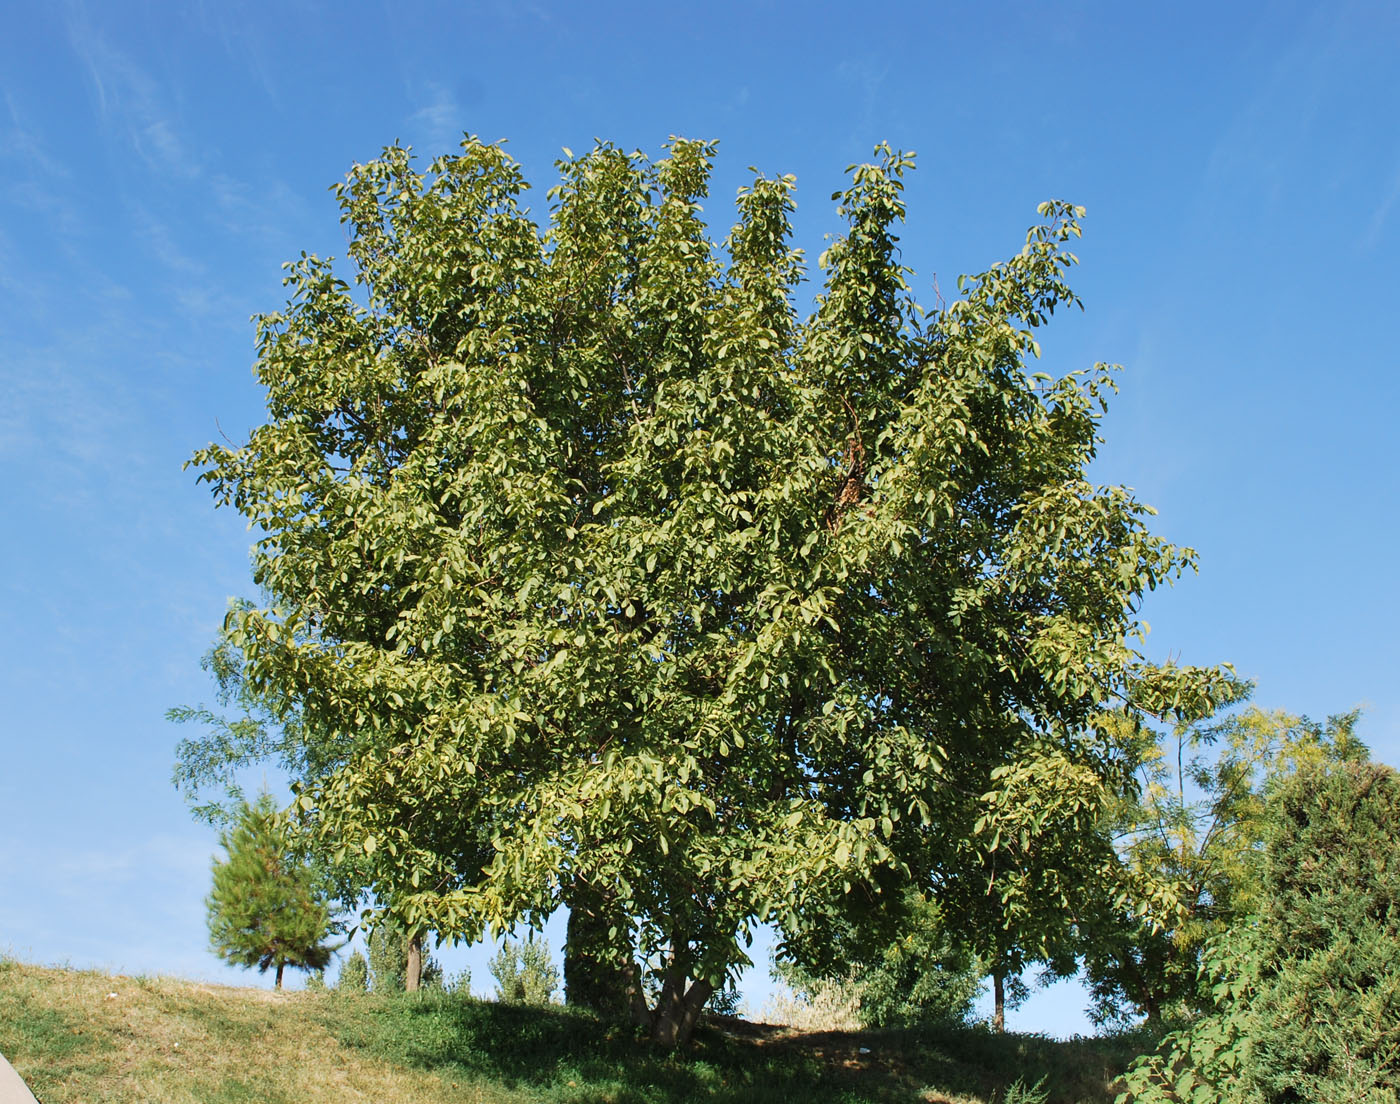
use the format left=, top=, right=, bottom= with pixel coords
left=0, top=957, right=1154, bottom=1103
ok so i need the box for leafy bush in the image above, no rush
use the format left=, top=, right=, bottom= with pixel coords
left=442, top=967, right=472, bottom=996
left=998, top=1077, right=1050, bottom=1104
left=1119, top=759, right=1400, bottom=1103
left=488, top=935, right=560, bottom=1005
left=706, top=980, right=744, bottom=1018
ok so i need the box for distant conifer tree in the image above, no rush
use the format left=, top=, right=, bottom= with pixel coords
left=337, top=950, right=369, bottom=991
left=206, top=794, right=335, bottom=988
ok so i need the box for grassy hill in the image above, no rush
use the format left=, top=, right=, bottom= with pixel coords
left=0, top=957, right=1149, bottom=1103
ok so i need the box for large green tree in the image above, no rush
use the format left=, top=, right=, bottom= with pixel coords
left=193, top=135, right=1225, bottom=1045
left=206, top=795, right=336, bottom=988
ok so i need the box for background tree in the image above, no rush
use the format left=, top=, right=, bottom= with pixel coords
left=367, top=918, right=442, bottom=992
left=489, top=935, right=560, bottom=1005
left=1085, top=705, right=1362, bottom=1027
left=337, top=949, right=369, bottom=991
left=936, top=737, right=1122, bottom=1032
left=777, top=886, right=981, bottom=1029
left=192, top=135, right=1229, bottom=1045
left=1120, top=753, right=1396, bottom=1104
left=206, top=794, right=337, bottom=988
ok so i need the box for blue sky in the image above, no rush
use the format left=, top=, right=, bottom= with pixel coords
left=2, top=0, right=1397, bottom=1036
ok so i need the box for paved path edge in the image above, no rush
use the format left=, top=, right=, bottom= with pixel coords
left=0, top=1053, right=39, bottom=1104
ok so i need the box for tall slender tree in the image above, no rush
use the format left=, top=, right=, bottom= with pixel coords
left=206, top=795, right=336, bottom=989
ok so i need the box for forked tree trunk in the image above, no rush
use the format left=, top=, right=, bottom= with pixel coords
left=649, top=969, right=715, bottom=1048
left=992, top=969, right=1006, bottom=1033
left=563, top=897, right=715, bottom=1049
left=405, top=932, right=423, bottom=992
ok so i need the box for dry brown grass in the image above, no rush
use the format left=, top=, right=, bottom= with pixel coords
left=0, top=959, right=521, bottom=1104
left=1, top=957, right=1143, bottom=1104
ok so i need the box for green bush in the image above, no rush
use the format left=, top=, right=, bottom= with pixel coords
left=443, top=967, right=472, bottom=996
left=1245, top=761, right=1400, bottom=1101
left=488, top=935, right=560, bottom=1005
left=1119, top=760, right=1400, bottom=1103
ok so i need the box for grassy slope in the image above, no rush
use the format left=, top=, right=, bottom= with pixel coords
left=0, top=959, right=1148, bottom=1104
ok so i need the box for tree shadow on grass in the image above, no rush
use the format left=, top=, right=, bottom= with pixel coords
left=320, top=993, right=1149, bottom=1103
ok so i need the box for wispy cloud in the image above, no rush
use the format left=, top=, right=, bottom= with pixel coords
left=207, top=172, right=306, bottom=248
left=1, top=92, right=83, bottom=242
left=1199, top=8, right=1346, bottom=210
left=408, top=81, right=465, bottom=154
left=1362, top=155, right=1400, bottom=251
left=65, top=8, right=202, bottom=180
left=194, top=0, right=282, bottom=105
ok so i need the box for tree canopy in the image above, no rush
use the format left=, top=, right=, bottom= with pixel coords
left=192, top=135, right=1231, bottom=1043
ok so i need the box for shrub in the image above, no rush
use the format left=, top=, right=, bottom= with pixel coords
left=443, top=967, right=472, bottom=996
left=1245, top=761, right=1400, bottom=1100
left=1119, top=760, right=1400, bottom=1103
left=489, top=935, right=560, bottom=1005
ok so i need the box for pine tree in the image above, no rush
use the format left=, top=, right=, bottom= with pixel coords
left=206, top=795, right=335, bottom=988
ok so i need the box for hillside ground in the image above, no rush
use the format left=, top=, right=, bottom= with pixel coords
left=0, top=957, right=1152, bottom=1103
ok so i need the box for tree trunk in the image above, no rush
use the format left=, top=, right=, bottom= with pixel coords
left=275, top=962, right=284, bottom=990
left=992, top=969, right=1005, bottom=1033
left=405, top=932, right=422, bottom=992
left=650, top=975, right=715, bottom=1048
left=623, top=961, right=651, bottom=1027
